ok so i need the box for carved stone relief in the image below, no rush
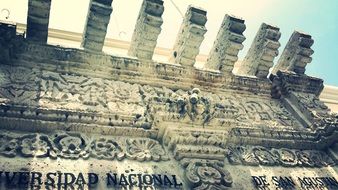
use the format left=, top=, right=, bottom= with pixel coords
left=0, top=130, right=168, bottom=162
left=0, top=63, right=305, bottom=131
left=226, top=145, right=335, bottom=167
left=39, top=71, right=144, bottom=115
left=181, top=158, right=233, bottom=189
left=0, top=65, right=39, bottom=105
left=141, top=85, right=301, bottom=129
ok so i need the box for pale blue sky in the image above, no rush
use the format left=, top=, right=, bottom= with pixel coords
left=1, top=0, right=338, bottom=85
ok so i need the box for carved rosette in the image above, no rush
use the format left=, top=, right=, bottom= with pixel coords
left=91, top=138, right=125, bottom=160
left=181, top=159, right=233, bottom=189
left=51, top=132, right=91, bottom=159
left=126, top=139, right=168, bottom=162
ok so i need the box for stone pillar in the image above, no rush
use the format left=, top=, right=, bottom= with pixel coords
left=81, top=0, right=113, bottom=52
left=26, top=0, right=52, bottom=43
left=237, top=23, right=281, bottom=78
left=128, top=0, right=164, bottom=60
left=169, top=6, right=207, bottom=66
left=204, top=15, right=246, bottom=73
left=0, top=23, right=18, bottom=64
left=272, top=31, right=314, bottom=75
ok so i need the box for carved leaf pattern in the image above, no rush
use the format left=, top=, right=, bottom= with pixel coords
left=0, top=130, right=168, bottom=162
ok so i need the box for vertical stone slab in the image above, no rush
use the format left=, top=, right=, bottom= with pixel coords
left=26, top=0, right=52, bottom=43
left=128, top=0, right=164, bottom=60
left=81, top=0, right=113, bottom=52
left=237, top=23, right=281, bottom=78
left=204, top=15, right=246, bottom=73
left=0, top=23, right=18, bottom=64
left=272, top=31, right=314, bottom=75
left=169, top=6, right=207, bottom=66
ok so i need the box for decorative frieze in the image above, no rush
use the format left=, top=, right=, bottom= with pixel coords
left=141, top=85, right=301, bottom=128
left=226, top=145, right=335, bottom=167
left=237, top=23, right=281, bottom=78
left=169, top=6, right=207, bottom=66
left=0, top=130, right=168, bottom=162
left=204, top=14, right=246, bottom=73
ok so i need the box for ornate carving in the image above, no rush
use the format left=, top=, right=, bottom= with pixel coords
left=141, top=85, right=301, bottom=129
left=0, top=134, right=18, bottom=157
left=20, top=134, right=51, bottom=157
left=39, top=71, right=144, bottom=115
left=294, top=92, right=330, bottom=117
left=51, top=132, right=91, bottom=159
left=91, top=138, right=125, bottom=160
left=181, top=159, right=233, bottom=189
left=252, top=147, right=279, bottom=166
left=0, top=130, right=168, bottom=162
left=226, top=146, right=259, bottom=166
left=273, top=148, right=298, bottom=166
left=226, top=145, right=335, bottom=167
left=0, top=65, right=38, bottom=105
left=126, top=138, right=168, bottom=162
left=164, top=130, right=225, bottom=150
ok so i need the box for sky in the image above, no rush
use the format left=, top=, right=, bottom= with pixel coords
left=1, top=0, right=338, bottom=86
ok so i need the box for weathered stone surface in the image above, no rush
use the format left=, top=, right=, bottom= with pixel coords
left=81, top=0, right=113, bottom=51
left=272, top=31, right=314, bottom=75
left=128, top=0, right=164, bottom=60
left=0, top=23, right=22, bottom=64
left=237, top=23, right=281, bottom=78
left=0, top=4, right=338, bottom=189
left=169, top=6, right=207, bottom=66
left=26, top=0, right=52, bottom=42
left=204, top=14, right=246, bottom=73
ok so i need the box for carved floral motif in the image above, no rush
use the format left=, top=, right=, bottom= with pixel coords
left=91, top=138, right=125, bottom=160
left=51, top=132, right=91, bottom=159
left=126, top=139, right=168, bottom=162
left=0, top=130, right=168, bottom=162
left=226, top=145, right=335, bottom=167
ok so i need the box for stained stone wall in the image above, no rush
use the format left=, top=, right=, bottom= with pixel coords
left=0, top=1, right=338, bottom=189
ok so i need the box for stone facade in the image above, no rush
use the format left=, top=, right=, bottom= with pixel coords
left=0, top=1, right=338, bottom=189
